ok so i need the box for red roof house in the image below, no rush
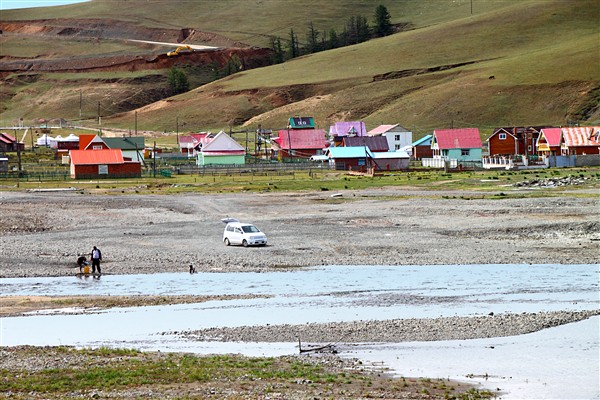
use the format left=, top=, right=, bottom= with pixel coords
left=69, top=149, right=141, bottom=179
left=431, top=128, right=482, bottom=161
left=272, top=128, right=328, bottom=160
left=79, top=134, right=109, bottom=150
left=561, top=126, right=600, bottom=155
left=536, top=128, right=564, bottom=156
left=0, top=132, right=24, bottom=152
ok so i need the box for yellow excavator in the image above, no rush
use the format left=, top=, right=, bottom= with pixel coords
left=167, top=45, right=193, bottom=57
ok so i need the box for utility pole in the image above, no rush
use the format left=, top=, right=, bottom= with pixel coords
left=176, top=116, right=179, bottom=147
left=153, top=141, right=156, bottom=178
left=79, top=89, right=82, bottom=119
left=97, top=102, right=101, bottom=125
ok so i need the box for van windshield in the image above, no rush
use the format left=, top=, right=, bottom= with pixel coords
left=242, top=225, right=260, bottom=233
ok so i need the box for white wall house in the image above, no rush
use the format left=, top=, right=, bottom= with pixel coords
left=368, top=124, right=413, bottom=151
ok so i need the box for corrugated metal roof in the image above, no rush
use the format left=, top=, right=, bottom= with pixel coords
left=329, top=122, right=367, bottom=137
left=0, top=132, right=17, bottom=142
left=343, top=136, right=389, bottom=151
left=202, top=131, right=245, bottom=152
left=433, top=128, right=481, bottom=149
left=412, top=135, right=432, bottom=146
left=103, top=137, right=145, bottom=150
left=327, top=146, right=373, bottom=158
left=69, top=149, right=124, bottom=165
left=372, top=150, right=409, bottom=159
left=562, top=126, right=600, bottom=147
left=274, top=129, right=328, bottom=150
left=367, top=124, right=403, bottom=135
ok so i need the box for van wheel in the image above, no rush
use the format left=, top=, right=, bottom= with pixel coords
left=224, top=238, right=230, bottom=246
left=242, top=240, right=248, bottom=247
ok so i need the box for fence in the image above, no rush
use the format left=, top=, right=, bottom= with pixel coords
left=174, top=161, right=333, bottom=176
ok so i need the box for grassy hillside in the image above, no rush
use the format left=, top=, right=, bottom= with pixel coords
left=105, top=0, right=600, bottom=135
left=1, top=0, right=598, bottom=136
left=1, top=0, right=518, bottom=47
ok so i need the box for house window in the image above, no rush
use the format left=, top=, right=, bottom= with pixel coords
left=98, top=165, right=108, bottom=174
left=394, top=134, right=401, bottom=141
left=289, top=150, right=296, bottom=156
left=499, top=133, right=507, bottom=140
left=395, top=144, right=402, bottom=150
left=92, top=145, right=103, bottom=150
left=528, top=145, right=532, bottom=152
left=461, top=149, right=470, bottom=156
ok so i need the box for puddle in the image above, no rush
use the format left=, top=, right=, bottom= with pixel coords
left=1, top=264, right=598, bottom=399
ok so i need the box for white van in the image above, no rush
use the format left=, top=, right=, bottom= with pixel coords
left=222, top=219, right=267, bottom=247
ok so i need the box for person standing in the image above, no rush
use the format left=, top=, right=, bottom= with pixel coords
left=91, top=246, right=102, bottom=274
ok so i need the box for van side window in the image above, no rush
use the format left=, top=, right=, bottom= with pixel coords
left=227, top=225, right=234, bottom=232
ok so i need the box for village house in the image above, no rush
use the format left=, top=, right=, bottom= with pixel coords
left=326, top=146, right=372, bottom=171
left=487, top=126, right=548, bottom=157
left=536, top=128, right=564, bottom=156
left=69, top=149, right=141, bottom=179
left=368, top=124, right=412, bottom=152
left=561, top=126, right=600, bottom=155
left=79, top=134, right=110, bottom=150
left=0, top=132, right=24, bottom=152
left=325, top=146, right=409, bottom=171
left=103, top=137, right=146, bottom=163
left=431, top=128, right=482, bottom=162
left=272, top=127, right=328, bottom=161
left=178, top=133, right=212, bottom=157
left=329, top=121, right=367, bottom=147
left=411, top=135, right=433, bottom=159
left=197, top=131, right=246, bottom=166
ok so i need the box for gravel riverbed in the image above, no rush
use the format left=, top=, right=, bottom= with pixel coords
left=1, top=188, right=598, bottom=278
left=1, top=187, right=598, bottom=398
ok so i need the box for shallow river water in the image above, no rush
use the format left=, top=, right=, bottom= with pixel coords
left=1, top=264, right=598, bottom=399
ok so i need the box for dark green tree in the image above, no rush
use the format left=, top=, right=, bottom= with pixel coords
left=270, top=36, right=284, bottom=64
left=306, top=21, right=321, bottom=54
left=328, top=28, right=339, bottom=49
left=374, top=4, right=393, bottom=37
left=287, top=28, right=299, bottom=59
left=167, top=67, right=189, bottom=95
left=356, top=15, right=371, bottom=42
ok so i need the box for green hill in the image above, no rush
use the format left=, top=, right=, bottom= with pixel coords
left=1, top=0, right=598, bottom=136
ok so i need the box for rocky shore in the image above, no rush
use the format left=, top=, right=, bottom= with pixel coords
left=181, top=310, right=600, bottom=344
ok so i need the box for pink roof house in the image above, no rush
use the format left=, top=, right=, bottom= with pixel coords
left=537, top=128, right=564, bottom=155
left=272, top=128, right=328, bottom=160
left=431, top=128, right=482, bottom=161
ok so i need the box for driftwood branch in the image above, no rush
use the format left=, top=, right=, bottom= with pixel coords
left=298, top=338, right=336, bottom=353
left=298, top=330, right=354, bottom=354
